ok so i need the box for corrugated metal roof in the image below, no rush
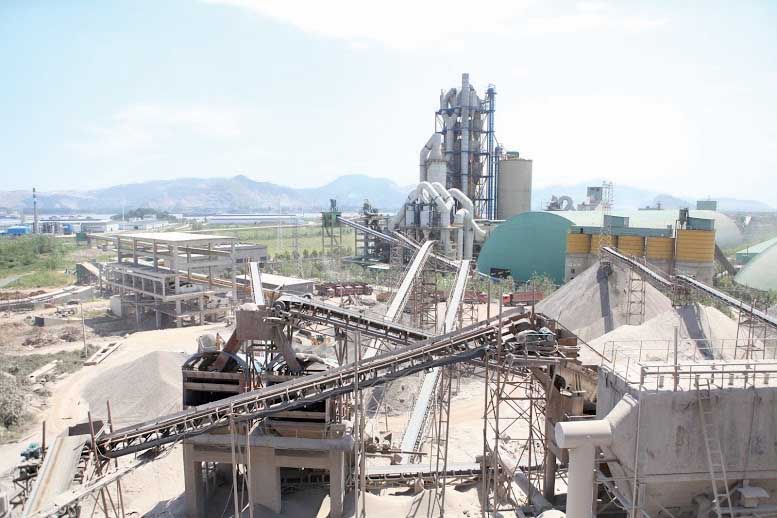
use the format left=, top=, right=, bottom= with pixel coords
left=735, top=242, right=777, bottom=291
left=736, top=236, right=777, bottom=255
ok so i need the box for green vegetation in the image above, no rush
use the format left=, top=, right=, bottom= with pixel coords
left=0, top=376, right=25, bottom=434
left=0, top=235, right=76, bottom=288
left=205, top=224, right=355, bottom=259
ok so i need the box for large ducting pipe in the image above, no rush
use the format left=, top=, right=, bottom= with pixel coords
left=448, top=188, right=486, bottom=241
left=419, top=134, right=442, bottom=182
left=554, top=396, right=637, bottom=518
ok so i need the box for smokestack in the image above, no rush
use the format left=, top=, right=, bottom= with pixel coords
left=33, top=187, right=38, bottom=235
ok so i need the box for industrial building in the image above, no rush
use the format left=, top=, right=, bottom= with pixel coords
left=13, top=72, right=777, bottom=518
left=205, top=213, right=303, bottom=226
left=735, top=236, right=777, bottom=264
left=19, top=239, right=777, bottom=518
left=389, top=73, right=532, bottom=260
left=477, top=208, right=742, bottom=284
left=94, top=232, right=242, bottom=328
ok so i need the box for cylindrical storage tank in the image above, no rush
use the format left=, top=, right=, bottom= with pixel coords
left=497, top=158, right=532, bottom=219
left=675, top=229, right=715, bottom=262
left=566, top=233, right=591, bottom=254
left=617, top=235, right=645, bottom=257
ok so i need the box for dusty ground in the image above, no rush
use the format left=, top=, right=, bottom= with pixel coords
left=0, top=320, right=229, bottom=515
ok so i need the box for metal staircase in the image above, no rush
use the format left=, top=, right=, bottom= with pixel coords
left=696, top=380, right=734, bottom=517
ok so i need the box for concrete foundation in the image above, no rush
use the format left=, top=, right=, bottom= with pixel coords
left=183, top=429, right=352, bottom=518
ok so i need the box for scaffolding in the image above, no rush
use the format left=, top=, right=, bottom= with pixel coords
left=735, top=298, right=768, bottom=360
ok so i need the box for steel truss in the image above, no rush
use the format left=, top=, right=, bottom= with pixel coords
left=96, top=308, right=567, bottom=459
left=483, top=344, right=549, bottom=513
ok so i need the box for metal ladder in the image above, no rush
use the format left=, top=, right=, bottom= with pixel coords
left=696, top=380, right=734, bottom=517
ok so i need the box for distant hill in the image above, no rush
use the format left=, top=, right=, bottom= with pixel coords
left=3, top=175, right=773, bottom=215
left=3, top=175, right=412, bottom=214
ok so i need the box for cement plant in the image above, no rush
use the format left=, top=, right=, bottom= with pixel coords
left=1, top=72, right=777, bottom=518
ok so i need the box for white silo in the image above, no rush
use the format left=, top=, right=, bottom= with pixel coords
left=497, top=155, right=532, bottom=219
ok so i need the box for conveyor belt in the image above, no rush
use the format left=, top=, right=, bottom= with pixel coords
left=601, top=246, right=777, bottom=331
left=398, top=259, right=470, bottom=463
left=365, top=462, right=482, bottom=487
left=676, top=274, right=777, bottom=330
left=96, top=308, right=568, bottom=459
left=280, top=295, right=432, bottom=345
left=337, top=216, right=458, bottom=271
left=385, top=241, right=435, bottom=323
left=600, top=247, right=673, bottom=290
left=22, top=434, right=89, bottom=516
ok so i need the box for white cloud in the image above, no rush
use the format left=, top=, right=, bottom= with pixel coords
left=202, top=0, right=535, bottom=49
left=203, top=0, right=667, bottom=47
left=502, top=95, right=696, bottom=191
left=69, top=103, right=244, bottom=160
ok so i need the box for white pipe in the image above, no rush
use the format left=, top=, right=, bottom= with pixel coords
left=419, top=134, right=441, bottom=182
left=390, top=182, right=452, bottom=230
left=454, top=210, right=466, bottom=260
left=555, top=396, right=637, bottom=518
left=448, top=188, right=486, bottom=240
left=440, top=88, right=457, bottom=110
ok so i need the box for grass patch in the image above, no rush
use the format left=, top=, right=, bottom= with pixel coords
left=203, top=224, right=355, bottom=259
left=7, top=270, right=73, bottom=289
left=0, top=347, right=96, bottom=379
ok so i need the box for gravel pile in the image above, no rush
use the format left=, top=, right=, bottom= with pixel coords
left=537, top=261, right=672, bottom=342
left=83, top=351, right=187, bottom=428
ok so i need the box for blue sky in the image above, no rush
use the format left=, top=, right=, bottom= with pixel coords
left=2, top=1, right=776, bottom=204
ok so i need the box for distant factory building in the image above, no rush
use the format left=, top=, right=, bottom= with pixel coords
left=118, top=218, right=171, bottom=231
left=206, top=214, right=301, bottom=225
left=477, top=209, right=742, bottom=285
left=735, top=236, right=777, bottom=264
left=81, top=220, right=121, bottom=233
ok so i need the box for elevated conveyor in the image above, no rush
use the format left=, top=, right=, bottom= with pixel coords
left=337, top=216, right=458, bottom=271
left=95, top=308, right=571, bottom=459
left=398, top=259, right=470, bottom=463
left=601, top=246, right=777, bottom=331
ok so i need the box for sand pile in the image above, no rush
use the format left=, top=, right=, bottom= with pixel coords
left=582, top=303, right=740, bottom=366
left=537, top=261, right=672, bottom=342
left=83, top=351, right=187, bottom=427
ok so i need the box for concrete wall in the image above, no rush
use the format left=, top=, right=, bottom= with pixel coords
left=674, top=261, right=715, bottom=285
left=564, top=253, right=593, bottom=282
left=596, top=367, right=777, bottom=514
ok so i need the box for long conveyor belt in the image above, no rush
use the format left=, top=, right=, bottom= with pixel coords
left=601, top=246, right=777, bottom=331
left=398, top=259, right=471, bottom=463
left=675, top=273, right=777, bottom=330
left=337, top=216, right=458, bottom=270
left=96, top=308, right=567, bottom=459
left=281, top=295, right=432, bottom=344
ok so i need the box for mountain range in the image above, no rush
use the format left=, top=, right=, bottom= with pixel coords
left=1, top=175, right=773, bottom=214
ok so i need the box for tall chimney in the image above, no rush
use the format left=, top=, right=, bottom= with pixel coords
left=33, top=187, right=39, bottom=235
